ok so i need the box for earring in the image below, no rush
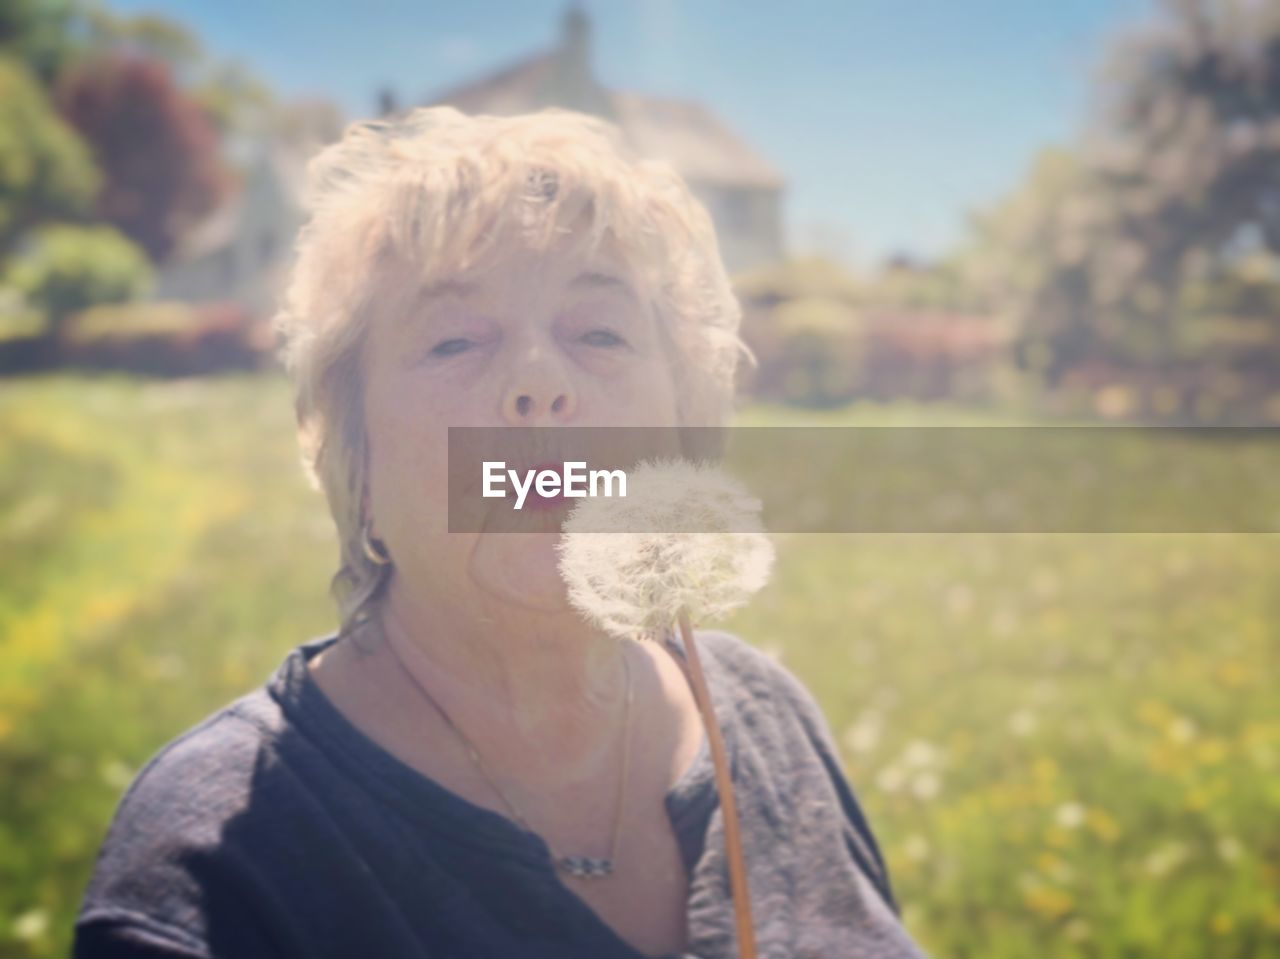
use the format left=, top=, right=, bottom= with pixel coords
left=361, top=523, right=392, bottom=566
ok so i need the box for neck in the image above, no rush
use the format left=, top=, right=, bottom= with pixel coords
left=375, top=575, right=631, bottom=776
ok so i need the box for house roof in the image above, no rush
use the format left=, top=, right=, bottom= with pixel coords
left=610, top=91, right=783, bottom=189
left=430, top=52, right=559, bottom=116
left=422, top=9, right=783, bottom=191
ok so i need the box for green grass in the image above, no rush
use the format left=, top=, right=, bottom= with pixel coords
left=1, top=375, right=1277, bottom=958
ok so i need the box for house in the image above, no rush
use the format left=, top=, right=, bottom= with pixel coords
left=422, top=6, right=785, bottom=273
left=154, top=145, right=307, bottom=317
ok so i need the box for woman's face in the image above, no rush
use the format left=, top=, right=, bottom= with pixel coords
left=361, top=238, right=682, bottom=613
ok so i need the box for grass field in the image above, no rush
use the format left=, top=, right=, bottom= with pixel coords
left=1, top=374, right=1277, bottom=958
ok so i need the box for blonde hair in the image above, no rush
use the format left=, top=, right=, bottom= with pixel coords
left=273, top=106, right=748, bottom=635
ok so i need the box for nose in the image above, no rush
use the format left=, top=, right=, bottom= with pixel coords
left=500, top=351, right=578, bottom=424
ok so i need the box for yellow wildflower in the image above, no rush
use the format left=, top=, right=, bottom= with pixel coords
left=1086, top=807, right=1122, bottom=843
left=1023, top=883, right=1074, bottom=920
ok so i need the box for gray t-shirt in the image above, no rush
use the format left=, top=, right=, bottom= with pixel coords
left=74, top=629, right=930, bottom=958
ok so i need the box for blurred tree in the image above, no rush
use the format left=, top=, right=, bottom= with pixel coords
left=961, top=148, right=1121, bottom=382
left=1097, top=0, right=1280, bottom=261
left=54, top=54, right=227, bottom=262
left=865, top=253, right=980, bottom=311
left=81, top=5, right=203, bottom=79
left=0, top=55, right=99, bottom=261
left=1088, top=0, right=1280, bottom=362
left=772, top=295, right=865, bottom=406
left=0, top=0, right=77, bottom=84
left=78, top=3, right=279, bottom=138
left=194, top=60, right=278, bottom=138
left=735, top=255, right=863, bottom=308
left=966, top=0, right=1280, bottom=386
left=6, top=222, right=151, bottom=335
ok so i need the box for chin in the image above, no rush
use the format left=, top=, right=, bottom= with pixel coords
left=466, top=530, right=571, bottom=613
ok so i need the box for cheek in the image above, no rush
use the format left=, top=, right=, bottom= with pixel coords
left=364, top=383, right=452, bottom=518
left=582, top=355, right=681, bottom=425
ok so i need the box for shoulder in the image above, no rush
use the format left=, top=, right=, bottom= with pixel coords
left=681, top=628, right=781, bottom=681
left=108, top=692, right=279, bottom=832
left=673, top=628, right=844, bottom=761
left=77, top=691, right=283, bottom=932
left=697, top=631, right=903, bottom=913
left=691, top=628, right=827, bottom=721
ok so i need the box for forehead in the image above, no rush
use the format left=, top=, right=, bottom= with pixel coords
left=387, top=229, right=649, bottom=314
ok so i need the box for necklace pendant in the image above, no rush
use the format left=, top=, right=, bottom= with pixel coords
left=559, top=855, right=613, bottom=879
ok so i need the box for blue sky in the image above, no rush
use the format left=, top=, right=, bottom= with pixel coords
left=111, top=0, right=1157, bottom=265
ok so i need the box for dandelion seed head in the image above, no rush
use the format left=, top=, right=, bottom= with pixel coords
left=557, top=459, right=774, bottom=638
left=843, top=712, right=883, bottom=755
left=903, top=834, right=930, bottom=861
left=902, top=739, right=941, bottom=769
left=12, top=909, right=48, bottom=941
left=911, top=771, right=941, bottom=801
left=1055, top=801, right=1086, bottom=829
left=875, top=764, right=906, bottom=794
left=1216, top=836, right=1243, bottom=863
left=1008, top=708, right=1038, bottom=737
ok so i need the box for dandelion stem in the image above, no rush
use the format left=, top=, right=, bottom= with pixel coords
left=676, top=609, right=757, bottom=959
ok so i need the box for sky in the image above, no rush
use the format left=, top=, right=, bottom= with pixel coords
left=111, top=0, right=1159, bottom=266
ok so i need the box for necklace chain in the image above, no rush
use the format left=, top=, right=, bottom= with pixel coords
left=382, top=625, right=635, bottom=881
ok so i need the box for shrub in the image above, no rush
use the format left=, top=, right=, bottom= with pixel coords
left=58, top=300, right=272, bottom=375
left=7, top=223, right=151, bottom=335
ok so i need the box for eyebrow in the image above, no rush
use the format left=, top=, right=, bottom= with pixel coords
left=414, top=279, right=477, bottom=304
left=406, top=271, right=637, bottom=318
left=570, top=271, right=638, bottom=301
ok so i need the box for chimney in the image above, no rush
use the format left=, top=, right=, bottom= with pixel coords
left=555, top=3, right=593, bottom=104
left=554, top=3, right=609, bottom=115
left=561, top=3, right=590, bottom=71
left=376, top=87, right=400, bottom=117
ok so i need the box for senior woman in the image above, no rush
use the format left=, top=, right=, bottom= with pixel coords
left=74, top=108, right=928, bottom=959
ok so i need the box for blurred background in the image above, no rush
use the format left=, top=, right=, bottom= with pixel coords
left=1, top=0, right=1278, bottom=956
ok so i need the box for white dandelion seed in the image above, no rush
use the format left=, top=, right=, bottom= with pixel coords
left=1143, top=841, right=1188, bottom=878
left=901, top=739, right=941, bottom=770
left=903, top=834, right=931, bottom=861
left=1216, top=836, right=1243, bottom=863
left=12, top=908, right=48, bottom=941
left=557, top=458, right=775, bottom=639
left=1008, top=708, right=1038, bottom=737
left=843, top=712, right=883, bottom=755
left=911, top=771, right=941, bottom=801
left=876, top=764, right=906, bottom=794
left=1055, top=802, right=1086, bottom=829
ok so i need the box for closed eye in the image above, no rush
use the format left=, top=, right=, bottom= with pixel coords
left=580, top=329, right=629, bottom=348
left=428, top=337, right=475, bottom=358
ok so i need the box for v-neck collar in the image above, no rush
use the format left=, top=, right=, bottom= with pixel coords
left=267, top=628, right=730, bottom=958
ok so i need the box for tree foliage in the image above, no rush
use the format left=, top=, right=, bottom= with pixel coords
left=54, top=53, right=227, bottom=262
left=1097, top=0, right=1280, bottom=260
left=0, top=0, right=78, bottom=84
left=967, top=0, right=1280, bottom=385
left=79, top=4, right=278, bottom=137
left=0, top=54, right=99, bottom=259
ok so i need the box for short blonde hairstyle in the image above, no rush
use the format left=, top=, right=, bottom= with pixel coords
left=273, top=106, right=748, bottom=634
